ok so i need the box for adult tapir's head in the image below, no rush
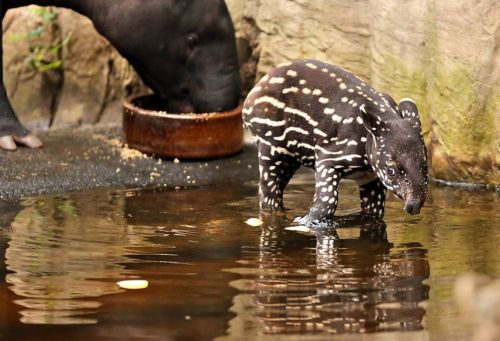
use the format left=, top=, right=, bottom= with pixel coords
left=360, top=99, right=429, bottom=215
left=98, top=0, right=240, bottom=113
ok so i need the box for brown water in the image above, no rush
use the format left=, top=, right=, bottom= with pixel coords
left=0, top=172, right=498, bottom=340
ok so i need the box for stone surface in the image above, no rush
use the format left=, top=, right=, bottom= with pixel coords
left=227, top=0, right=499, bottom=186
left=2, top=6, right=145, bottom=131
left=50, top=10, right=112, bottom=128
left=2, top=2, right=499, bottom=186
left=228, top=0, right=372, bottom=92
left=425, top=1, right=499, bottom=186
left=2, top=7, right=60, bottom=130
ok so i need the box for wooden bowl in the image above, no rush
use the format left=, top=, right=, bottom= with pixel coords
left=123, top=94, right=243, bottom=159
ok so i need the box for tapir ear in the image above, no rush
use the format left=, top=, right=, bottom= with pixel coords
left=399, top=98, right=422, bottom=128
left=360, top=102, right=385, bottom=137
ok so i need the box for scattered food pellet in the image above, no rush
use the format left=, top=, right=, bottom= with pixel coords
left=115, top=168, right=121, bottom=173
left=173, top=158, right=180, bottom=164
left=117, top=280, right=149, bottom=290
left=185, top=316, right=191, bottom=320
left=285, top=225, right=311, bottom=233
left=245, top=218, right=264, bottom=227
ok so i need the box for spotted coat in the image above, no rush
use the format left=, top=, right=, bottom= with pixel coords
left=243, top=59, right=428, bottom=226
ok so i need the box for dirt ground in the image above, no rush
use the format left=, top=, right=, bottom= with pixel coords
left=0, top=127, right=259, bottom=201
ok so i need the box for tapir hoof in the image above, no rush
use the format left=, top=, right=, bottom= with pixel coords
left=293, top=214, right=337, bottom=229
left=0, top=136, right=16, bottom=151
left=15, top=134, right=43, bottom=148
left=0, top=134, right=43, bottom=151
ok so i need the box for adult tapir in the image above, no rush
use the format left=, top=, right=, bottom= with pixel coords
left=0, top=0, right=241, bottom=150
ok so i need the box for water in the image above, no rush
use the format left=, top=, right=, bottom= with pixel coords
left=0, top=171, right=498, bottom=340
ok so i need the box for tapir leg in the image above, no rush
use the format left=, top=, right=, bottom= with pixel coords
left=295, top=160, right=341, bottom=227
left=359, top=178, right=387, bottom=218
left=0, top=5, right=42, bottom=151
left=257, top=143, right=300, bottom=210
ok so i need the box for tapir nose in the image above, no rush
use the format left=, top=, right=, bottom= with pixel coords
left=194, top=86, right=240, bottom=112
left=404, top=198, right=423, bottom=215
left=193, top=72, right=241, bottom=112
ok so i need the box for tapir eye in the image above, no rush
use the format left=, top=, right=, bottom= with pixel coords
left=387, top=167, right=396, bottom=177
left=186, top=33, right=199, bottom=48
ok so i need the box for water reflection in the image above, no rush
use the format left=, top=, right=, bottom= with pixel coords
left=0, top=178, right=496, bottom=339
left=0, top=186, right=251, bottom=339
left=0, top=201, right=22, bottom=230
left=227, top=218, right=429, bottom=336
left=4, top=194, right=131, bottom=324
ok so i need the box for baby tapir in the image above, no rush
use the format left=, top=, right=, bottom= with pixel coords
left=243, top=59, right=428, bottom=227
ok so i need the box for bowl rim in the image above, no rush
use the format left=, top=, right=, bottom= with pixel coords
left=124, top=93, right=242, bottom=120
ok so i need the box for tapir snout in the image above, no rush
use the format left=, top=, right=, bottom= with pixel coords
left=404, top=197, right=424, bottom=215
left=403, top=178, right=428, bottom=216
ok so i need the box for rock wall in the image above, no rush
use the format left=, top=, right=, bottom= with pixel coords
left=3, top=2, right=499, bottom=186
left=227, top=0, right=499, bottom=186
left=2, top=6, right=145, bottom=130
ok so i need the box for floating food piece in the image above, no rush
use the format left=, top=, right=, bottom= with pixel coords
left=117, top=280, right=149, bottom=290
left=245, top=218, right=264, bottom=227
left=285, top=225, right=311, bottom=233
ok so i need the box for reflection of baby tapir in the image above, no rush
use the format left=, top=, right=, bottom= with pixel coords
left=243, top=60, right=429, bottom=227
left=227, top=222, right=430, bottom=335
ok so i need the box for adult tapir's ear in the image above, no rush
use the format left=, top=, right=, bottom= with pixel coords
left=399, top=98, right=422, bottom=128
left=359, top=102, right=385, bottom=137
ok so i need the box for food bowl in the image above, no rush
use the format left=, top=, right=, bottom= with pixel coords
left=123, top=94, right=243, bottom=159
